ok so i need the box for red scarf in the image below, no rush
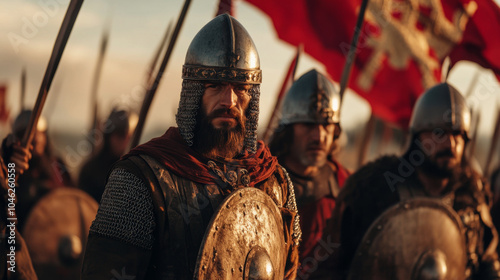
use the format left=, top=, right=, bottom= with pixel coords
left=123, top=127, right=278, bottom=187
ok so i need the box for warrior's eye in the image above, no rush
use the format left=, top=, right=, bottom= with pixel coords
left=205, top=83, right=220, bottom=89
left=235, top=85, right=251, bottom=95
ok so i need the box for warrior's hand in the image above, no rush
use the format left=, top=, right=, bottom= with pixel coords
left=4, top=134, right=32, bottom=175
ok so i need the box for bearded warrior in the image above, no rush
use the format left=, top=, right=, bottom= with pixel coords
left=269, top=69, right=349, bottom=279
left=81, top=14, right=301, bottom=280
left=332, top=83, right=500, bottom=279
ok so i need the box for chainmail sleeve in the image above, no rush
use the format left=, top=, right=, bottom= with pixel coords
left=89, top=168, right=155, bottom=250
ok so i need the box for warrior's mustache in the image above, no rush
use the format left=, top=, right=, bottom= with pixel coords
left=208, top=108, right=240, bottom=120
left=435, top=149, right=454, bottom=158
left=307, top=141, right=326, bottom=151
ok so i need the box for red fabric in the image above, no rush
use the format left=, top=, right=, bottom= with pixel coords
left=215, top=0, right=233, bottom=16
left=263, top=47, right=300, bottom=142
left=298, top=161, right=350, bottom=273
left=448, top=0, right=500, bottom=81
left=123, top=127, right=278, bottom=187
left=245, top=0, right=500, bottom=128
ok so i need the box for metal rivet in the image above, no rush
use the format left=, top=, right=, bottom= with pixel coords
left=203, top=265, right=207, bottom=270
left=226, top=204, right=230, bottom=209
left=231, top=268, right=235, bottom=273
left=215, top=225, right=219, bottom=231
left=239, top=265, right=243, bottom=272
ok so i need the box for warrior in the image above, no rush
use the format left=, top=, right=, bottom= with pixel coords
left=81, top=14, right=301, bottom=279
left=12, top=110, right=73, bottom=232
left=78, top=108, right=131, bottom=203
left=332, top=83, right=500, bottom=279
left=0, top=134, right=37, bottom=279
left=269, top=69, right=349, bottom=279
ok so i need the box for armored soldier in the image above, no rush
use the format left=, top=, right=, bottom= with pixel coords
left=269, top=69, right=349, bottom=279
left=332, top=83, right=500, bottom=279
left=11, top=110, right=73, bottom=232
left=78, top=108, right=132, bottom=203
left=81, top=14, right=301, bottom=280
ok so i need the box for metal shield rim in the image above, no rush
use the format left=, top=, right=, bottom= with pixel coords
left=194, top=187, right=285, bottom=280
left=348, top=197, right=467, bottom=280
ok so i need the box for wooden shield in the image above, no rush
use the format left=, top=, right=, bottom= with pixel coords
left=22, top=188, right=98, bottom=280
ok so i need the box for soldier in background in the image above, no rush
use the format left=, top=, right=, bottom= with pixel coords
left=11, top=110, right=73, bottom=232
left=0, top=133, right=37, bottom=279
left=489, top=166, right=500, bottom=256
left=332, top=83, right=500, bottom=279
left=269, top=69, right=349, bottom=279
left=78, top=108, right=131, bottom=203
left=82, top=14, right=301, bottom=279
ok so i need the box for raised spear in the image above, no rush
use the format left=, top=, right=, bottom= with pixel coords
left=89, top=26, right=110, bottom=151
left=338, top=0, right=369, bottom=100
left=21, top=0, right=84, bottom=147
left=262, top=45, right=302, bottom=144
left=129, top=0, right=192, bottom=149
left=20, top=67, right=26, bottom=110
left=145, top=20, right=174, bottom=88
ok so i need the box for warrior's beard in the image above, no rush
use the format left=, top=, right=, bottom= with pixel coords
left=193, top=108, right=246, bottom=159
left=419, top=148, right=459, bottom=179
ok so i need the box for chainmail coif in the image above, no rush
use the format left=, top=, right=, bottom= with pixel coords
left=175, top=80, right=260, bottom=154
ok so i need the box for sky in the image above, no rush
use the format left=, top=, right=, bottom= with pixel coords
left=1, top=0, right=500, bottom=172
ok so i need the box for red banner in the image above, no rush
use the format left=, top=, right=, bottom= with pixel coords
left=0, top=85, right=10, bottom=124
left=246, top=0, right=500, bottom=128
left=449, top=0, right=500, bottom=81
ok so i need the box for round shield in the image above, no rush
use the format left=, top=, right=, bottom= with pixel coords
left=348, top=197, right=467, bottom=280
left=194, top=187, right=286, bottom=280
left=22, top=188, right=98, bottom=280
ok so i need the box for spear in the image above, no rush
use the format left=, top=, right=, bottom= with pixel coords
left=20, top=67, right=26, bottom=110
left=262, top=45, right=302, bottom=143
left=145, top=20, right=174, bottom=88
left=129, top=0, right=192, bottom=149
left=338, top=0, right=369, bottom=101
left=22, top=0, right=84, bottom=147
left=484, top=107, right=500, bottom=178
left=339, top=0, right=371, bottom=167
left=466, top=108, right=480, bottom=163
left=464, top=68, right=480, bottom=99
left=357, top=114, right=376, bottom=168
left=89, top=26, right=109, bottom=152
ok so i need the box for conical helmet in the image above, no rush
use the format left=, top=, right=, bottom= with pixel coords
left=409, top=83, right=470, bottom=139
left=182, top=14, right=261, bottom=84
left=279, top=69, right=340, bottom=126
